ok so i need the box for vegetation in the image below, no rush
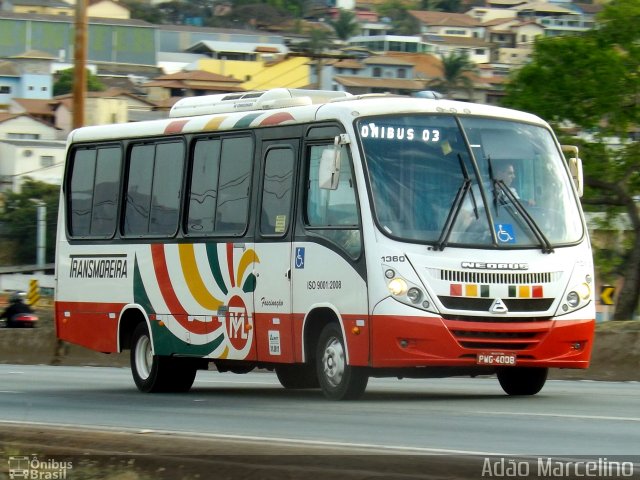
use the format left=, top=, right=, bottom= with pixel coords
left=429, top=51, right=476, bottom=98
left=504, top=0, right=640, bottom=320
left=121, top=0, right=308, bottom=28
left=376, top=0, right=421, bottom=35
left=53, top=68, right=106, bottom=97
left=330, top=9, right=360, bottom=41
left=0, top=180, right=59, bottom=266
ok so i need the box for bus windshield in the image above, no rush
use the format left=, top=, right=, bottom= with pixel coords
left=357, top=114, right=584, bottom=249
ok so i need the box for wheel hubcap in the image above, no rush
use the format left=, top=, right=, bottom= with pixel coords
left=322, top=336, right=345, bottom=387
left=135, top=334, right=153, bottom=380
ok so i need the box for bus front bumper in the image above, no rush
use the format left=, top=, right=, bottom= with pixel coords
left=369, top=313, right=595, bottom=370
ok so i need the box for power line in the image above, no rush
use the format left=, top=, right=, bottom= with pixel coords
left=3, top=162, right=65, bottom=178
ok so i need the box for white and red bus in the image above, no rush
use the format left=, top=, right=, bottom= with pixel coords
left=55, top=88, right=595, bottom=400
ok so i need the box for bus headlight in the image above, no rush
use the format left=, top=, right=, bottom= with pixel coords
left=407, top=287, right=423, bottom=304
left=566, top=282, right=591, bottom=308
left=388, top=278, right=408, bottom=296
left=560, top=281, right=592, bottom=315
left=577, top=282, right=591, bottom=300
left=566, top=291, right=580, bottom=308
left=382, top=264, right=438, bottom=314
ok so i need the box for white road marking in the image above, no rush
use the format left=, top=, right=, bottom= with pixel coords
left=474, top=410, right=640, bottom=422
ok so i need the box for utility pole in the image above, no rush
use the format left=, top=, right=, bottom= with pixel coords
left=36, top=202, right=46, bottom=271
left=73, top=0, right=87, bottom=129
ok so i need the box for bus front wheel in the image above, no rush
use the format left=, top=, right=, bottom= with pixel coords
left=497, top=367, right=548, bottom=396
left=130, top=323, right=197, bottom=393
left=316, top=323, right=368, bottom=400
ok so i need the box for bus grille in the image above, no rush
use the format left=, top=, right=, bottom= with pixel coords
left=445, top=319, right=553, bottom=351
left=438, top=296, right=554, bottom=312
left=436, top=269, right=561, bottom=284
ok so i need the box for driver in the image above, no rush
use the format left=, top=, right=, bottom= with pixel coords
left=493, top=160, right=535, bottom=206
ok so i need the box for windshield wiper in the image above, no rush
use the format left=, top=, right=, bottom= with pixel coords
left=493, top=179, right=554, bottom=254
left=435, top=154, right=477, bottom=251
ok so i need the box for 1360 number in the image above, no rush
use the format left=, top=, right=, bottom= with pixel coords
left=381, top=256, right=405, bottom=262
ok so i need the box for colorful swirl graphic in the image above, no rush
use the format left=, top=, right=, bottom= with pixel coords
left=134, top=242, right=260, bottom=342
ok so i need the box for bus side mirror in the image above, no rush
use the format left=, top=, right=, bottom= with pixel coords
left=319, top=147, right=340, bottom=190
left=319, top=135, right=349, bottom=190
left=562, top=145, right=584, bottom=197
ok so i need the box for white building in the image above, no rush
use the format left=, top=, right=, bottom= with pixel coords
left=0, top=113, right=65, bottom=192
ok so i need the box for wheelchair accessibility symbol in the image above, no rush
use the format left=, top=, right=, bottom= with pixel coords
left=495, top=224, right=516, bottom=243
left=295, top=247, right=305, bottom=269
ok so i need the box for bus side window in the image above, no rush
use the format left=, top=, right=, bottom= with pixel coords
left=124, top=141, right=184, bottom=237
left=68, top=146, right=122, bottom=238
left=187, top=139, right=221, bottom=234
left=186, top=136, right=253, bottom=236
left=305, top=144, right=361, bottom=258
left=69, top=149, right=96, bottom=237
left=124, top=144, right=153, bottom=236
left=214, top=137, right=253, bottom=234
left=150, top=142, right=184, bottom=235
left=91, top=147, right=121, bottom=236
left=260, top=146, right=294, bottom=236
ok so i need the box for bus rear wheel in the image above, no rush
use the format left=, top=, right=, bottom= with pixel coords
left=497, top=367, right=548, bottom=396
left=130, top=323, right=197, bottom=393
left=316, top=323, right=368, bottom=400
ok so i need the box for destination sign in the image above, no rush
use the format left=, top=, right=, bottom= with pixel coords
left=360, top=122, right=441, bottom=143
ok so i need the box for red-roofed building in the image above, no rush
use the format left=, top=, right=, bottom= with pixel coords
left=142, top=70, right=245, bottom=104
left=410, top=10, right=485, bottom=37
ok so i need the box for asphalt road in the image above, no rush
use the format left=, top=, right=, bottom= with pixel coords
left=1, top=365, right=639, bottom=457
left=0, top=365, right=640, bottom=480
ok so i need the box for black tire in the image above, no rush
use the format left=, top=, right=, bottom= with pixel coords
left=497, top=367, right=548, bottom=396
left=316, top=323, right=368, bottom=400
left=275, top=364, right=319, bottom=389
left=130, top=323, right=197, bottom=393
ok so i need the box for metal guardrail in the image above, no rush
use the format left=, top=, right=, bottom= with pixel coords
left=0, top=264, right=55, bottom=274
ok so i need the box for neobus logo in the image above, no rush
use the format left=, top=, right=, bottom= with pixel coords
left=226, top=295, right=252, bottom=351
left=461, top=262, right=529, bottom=270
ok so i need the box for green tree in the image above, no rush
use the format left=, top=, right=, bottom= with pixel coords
left=229, top=0, right=307, bottom=17
left=435, top=0, right=462, bottom=13
left=298, top=27, right=334, bottom=55
left=296, top=27, right=335, bottom=89
left=0, top=180, right=60, bottom=265
left=429, top=51, right=476, bottom=98
left=226, top=3, right=290, bottom=28
left=53, top=68, right=106, bottom=97
left=504, top=0, right=640, bottom=320
left=377, top=0, right=421, bottom=35
left=330, top=9, right=360, bottom=41
left=418, top=0, right=462, bottom=12
left=120, top=0, right=165, bottom=23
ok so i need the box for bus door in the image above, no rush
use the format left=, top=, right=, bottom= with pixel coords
left=252, top=138, right=299, bottom=363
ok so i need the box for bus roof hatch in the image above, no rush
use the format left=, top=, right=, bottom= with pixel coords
left=169, top=88, right=352, bottom=118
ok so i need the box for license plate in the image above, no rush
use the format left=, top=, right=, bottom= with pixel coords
left=477, top=352, right=517, bottom=366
